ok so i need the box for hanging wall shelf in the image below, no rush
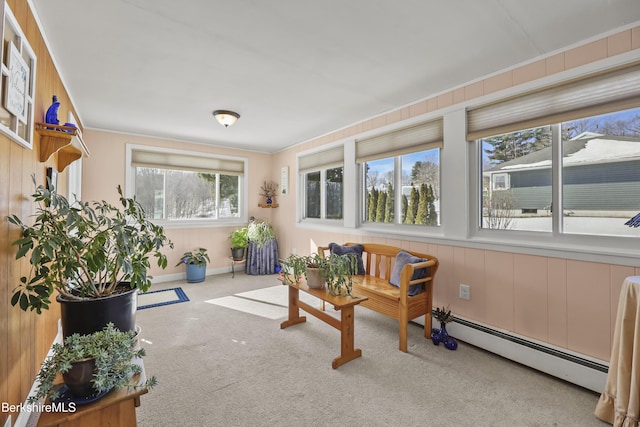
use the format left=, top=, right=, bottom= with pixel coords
left=35, top=122, right=90, bottom=172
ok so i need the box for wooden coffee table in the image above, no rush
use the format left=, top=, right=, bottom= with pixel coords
left=280, top=279, right=368, bottom=368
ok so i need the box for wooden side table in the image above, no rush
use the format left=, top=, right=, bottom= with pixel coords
left=280, top=279, right=368, bottom=368
left=36, top=361, right=148, bottom=427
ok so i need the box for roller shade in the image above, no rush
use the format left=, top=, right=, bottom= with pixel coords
left=467, top=62, right=640, bottom=141
left=131, top=149, right=244, bottom=175
left=356, top=118, right=443, bottom=163
left=299, top=145, right=344, bottom=173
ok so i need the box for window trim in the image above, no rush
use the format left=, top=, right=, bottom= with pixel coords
left=125, top=144, right=248, bottom=228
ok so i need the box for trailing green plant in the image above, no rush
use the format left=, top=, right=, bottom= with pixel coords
left=280, top=252, right=357, bottom=297
left=29, top=323, right=157, bottom=403
left=228, top=227, right=249, bottom=249
left=176, top=247, right=210, bottom=268
left=8, top=176, right=173, bottom=313
left=247, top=220, right=276, bottom=248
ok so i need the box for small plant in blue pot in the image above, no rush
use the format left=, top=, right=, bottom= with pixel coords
left=176, top=248, right=210, bottom=283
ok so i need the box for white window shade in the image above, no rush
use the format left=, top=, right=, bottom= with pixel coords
left=131, top=149, right=244, bottom=175
left=356, top=118, right=443, bottom=163
left=299, top=145, right=344, bottom=173
left=467, top=62, right=640, bottom=141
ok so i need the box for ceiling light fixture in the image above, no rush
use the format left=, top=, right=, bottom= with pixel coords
left=212, top=110, right=240, bottom=128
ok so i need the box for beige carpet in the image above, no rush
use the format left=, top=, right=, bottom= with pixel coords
left=135, top=273, right=605, bottom=427
left=205, top=285, right=331, bottom=320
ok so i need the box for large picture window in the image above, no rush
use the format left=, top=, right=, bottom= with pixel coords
left=127, top=145, right=246, bottom=224
left=472, top=62, right=640, bottom=238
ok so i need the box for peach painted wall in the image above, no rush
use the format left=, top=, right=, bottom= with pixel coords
left=269, top=25, right=640, bottom=362
left=80, top=129, right=274, bottom=276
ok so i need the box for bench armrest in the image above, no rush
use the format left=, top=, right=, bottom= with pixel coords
left=399, top=259, right=436, bottom=300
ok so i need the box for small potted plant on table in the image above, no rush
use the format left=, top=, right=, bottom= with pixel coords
left=176, top=247, right=210, bottom=283
left=280, top=252, right=357, bottom=296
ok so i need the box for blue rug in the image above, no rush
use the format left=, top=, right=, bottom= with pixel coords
left=138, top=287, right=189, bottom=310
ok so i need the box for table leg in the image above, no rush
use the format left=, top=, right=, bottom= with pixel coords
left=332, top=305, right=362, bottom=369
left=280, top=285, right=306, bottom=329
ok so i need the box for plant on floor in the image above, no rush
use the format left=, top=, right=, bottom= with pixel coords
left=8, top=176, right=173, bottom=313
left=176, top=247, right=210, bottom=268
left=29, top=323, right=157, bottom=403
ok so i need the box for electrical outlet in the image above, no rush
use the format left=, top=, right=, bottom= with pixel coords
left=459, top=284, right=471, bottom=300
left=291, top=247, right=296, bottom=255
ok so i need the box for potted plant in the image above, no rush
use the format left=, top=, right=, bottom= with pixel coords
left=8, top=177, right=173, bottom=338
left=228, top=227, right=249, bottom=260
left=259, top=180, right=278, bottom=205
left=29, top=323, right=157, bottom=403
left=280, top=252, right=357, bottom=296
left=176, top=247, right=210, bottom=283
left=247, top=219, right=276, bottom=248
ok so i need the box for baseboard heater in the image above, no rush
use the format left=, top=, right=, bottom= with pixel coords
left=413, top=314, right=608, bottom=393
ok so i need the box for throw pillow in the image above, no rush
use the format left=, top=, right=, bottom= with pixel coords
left=389, top=250, right=427, bottom=296
left=328, top=243, right=366, bottom=275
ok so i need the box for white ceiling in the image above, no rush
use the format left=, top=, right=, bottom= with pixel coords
left=29, top=0, right=640, bottom=153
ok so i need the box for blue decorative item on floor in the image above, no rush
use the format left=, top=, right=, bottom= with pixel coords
left=431, top=322, right=458, bottom=350
left=45, top=95, right=60, bottom=125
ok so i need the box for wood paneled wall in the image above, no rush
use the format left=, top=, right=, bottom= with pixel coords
left=1, top=1, right=83, bottom=423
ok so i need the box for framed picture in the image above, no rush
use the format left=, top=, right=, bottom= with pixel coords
left=4, top=42, right=29, bottom=123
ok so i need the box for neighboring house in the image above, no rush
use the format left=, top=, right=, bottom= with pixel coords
left=484, top=132, right=640, bottom=214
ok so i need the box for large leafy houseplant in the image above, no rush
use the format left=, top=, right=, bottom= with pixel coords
left=280, top=252, right=357, bottom=296
left=8, top=177, right=173, bottom=313
left=29, top=323, right=156, bottom=403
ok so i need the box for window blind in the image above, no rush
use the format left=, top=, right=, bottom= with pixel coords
left=467, top=62, right=640, bottom=141
left=298, top=145, right=344, bottom=173
left=131, top=149, right=244, bottom=175
left=355, top=118, right=443, bottom=163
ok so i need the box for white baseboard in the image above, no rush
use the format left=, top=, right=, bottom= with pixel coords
left=151, top=266, right=235, bottom=284
left=417, top=315, right=608, bottom=393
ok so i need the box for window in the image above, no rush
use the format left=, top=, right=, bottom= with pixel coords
left=358, top=118, right=443, bottom=227
left=363, top=149, right=440, bottom=225
left=127, top=145, right=246, bottom=224
left=471, top=63, right=640, bottom=237
left=299, top=146, right=344, bottom=220
left=0, top=4, right=36, bottom=149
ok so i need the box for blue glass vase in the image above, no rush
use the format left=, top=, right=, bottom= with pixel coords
left=431, top=322, right=458, bottom=350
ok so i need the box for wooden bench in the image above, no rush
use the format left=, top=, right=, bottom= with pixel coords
left=318, top=243, right=439, bottom=352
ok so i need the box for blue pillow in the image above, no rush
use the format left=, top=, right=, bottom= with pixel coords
left=389, top=250, right=427, bottom=296
left=328, top=243, right=366, bottom=275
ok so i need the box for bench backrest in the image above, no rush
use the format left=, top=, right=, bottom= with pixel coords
left=321, top=242, right=439, bottom=282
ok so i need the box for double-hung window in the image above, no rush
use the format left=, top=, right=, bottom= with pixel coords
left=357, top=118, right=443, bottom=226
left=299, top=145, right=344, bottom=220
left=469, top=62, right=640, bottom=238
left=127, top=145, right=247, bottom=224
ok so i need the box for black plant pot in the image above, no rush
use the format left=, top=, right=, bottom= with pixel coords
left=231, top=247, right=245, bottom=261
left=57, top=285, right=137, bottom=339
left=62, top=357, right=97, bottom=398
